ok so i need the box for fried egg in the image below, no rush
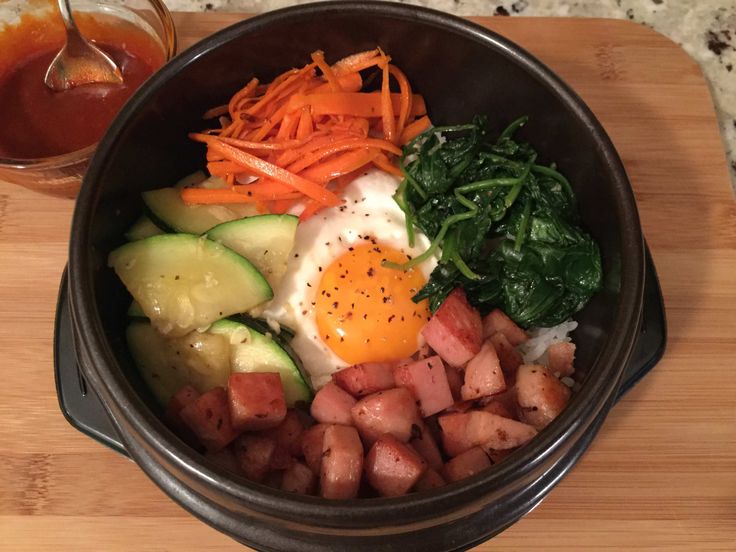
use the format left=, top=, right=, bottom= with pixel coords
left=259, top=170, right=436, bottom=389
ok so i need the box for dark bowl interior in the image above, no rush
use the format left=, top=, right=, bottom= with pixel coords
left=69, top=2, right=643, bottom=549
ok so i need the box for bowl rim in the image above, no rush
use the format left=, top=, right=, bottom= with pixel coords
left=69, top=0, right=644, bottom=526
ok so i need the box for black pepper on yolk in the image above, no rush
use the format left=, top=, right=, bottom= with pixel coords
left=315, top=242, right=431, bottom=364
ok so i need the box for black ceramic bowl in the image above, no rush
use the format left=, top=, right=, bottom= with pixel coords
left=67, top=2, right=645, bottom=550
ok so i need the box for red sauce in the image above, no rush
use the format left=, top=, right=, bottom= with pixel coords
left=0, top=12, right=165, bottom=159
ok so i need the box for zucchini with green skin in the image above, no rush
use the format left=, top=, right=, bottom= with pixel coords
left=109, top=234, right=273, bottom=336
left=126, top=320, right=231, bottom=406
left=143, top=172, right=257, bottom=234
left=206, top=214, right=298, bottom=288
left=124, top=215, right=165, bottom=241
left=127, top=300, right=146, bottom=318
left=210, top=319, right=312, bottom=406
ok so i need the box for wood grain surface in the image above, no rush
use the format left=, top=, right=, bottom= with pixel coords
left=1, top=13, right=735, bottom=552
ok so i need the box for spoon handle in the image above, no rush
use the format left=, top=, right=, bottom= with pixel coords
left=58, top=0, right=77, bottom=32
left=58, top=0, right=88, bottom=55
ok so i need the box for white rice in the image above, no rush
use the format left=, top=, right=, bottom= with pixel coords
left=517, top=319, right=578, bottom=365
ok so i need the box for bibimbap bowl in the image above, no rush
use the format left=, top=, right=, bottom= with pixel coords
left=67, top=2, right=645, bottom=550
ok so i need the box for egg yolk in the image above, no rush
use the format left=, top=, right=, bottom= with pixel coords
left=315, top=241, right=431, bottom=365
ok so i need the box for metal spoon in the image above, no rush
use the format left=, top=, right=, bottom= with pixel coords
left=44, top=0, right=123, bottom=91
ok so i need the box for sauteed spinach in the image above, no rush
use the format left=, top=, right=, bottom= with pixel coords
left=387, top=116, right=602, bottom=328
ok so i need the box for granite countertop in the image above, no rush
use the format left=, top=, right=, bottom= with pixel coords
left=165, top=0, right=736, bottom=191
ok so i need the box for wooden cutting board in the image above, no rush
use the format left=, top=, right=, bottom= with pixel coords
left=1, top=13, right=734, bottom=552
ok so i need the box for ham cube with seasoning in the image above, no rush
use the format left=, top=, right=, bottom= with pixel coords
left=516, top=364, right=571, bottom=430
left=442, top=447, right=492, bottom=482
left=461, top=340, right=506, bottom=401
left=232, top=434, right=276, bottom=482
left=165, top=384, right=201, bottom=445
left=482, top=309, right=529, bottom=346
left=439, top=410, right=537, bottom=457
left=393, top=355, right=454, bottom=417
left=258, top=409, right=305, bottom=457
left=300, top=423, right=328, bottom=475
left=205, top=447, right=241, bottom=475
left=351, top=387, right=421, bottom=445
left=281, top=461, right=316, bottom=495
left=333, top=361, right=396, bottom=397
left=546, top=342, right=576, bottom=377
left=409, top=421, right=444, bottom=471
left=320, top=425, right=364, bottom=499
left=488, top=332, right=524, bottom=378
left=365, top=435, right=427, bottom=497
left=228, top=372, right=287, bottom=432
left=310, top=381, right=357, bottom=425
left=179, top=386, right=239, bottom=452
left=414, top=468, right=447, bottom=492
left=421, top=288, right=483, bottom=367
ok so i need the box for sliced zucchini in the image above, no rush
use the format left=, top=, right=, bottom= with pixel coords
left=175, top=170, right=207, bottom=189
left=126, top=320, right=231, bottom=406
left=142, top=188, right=257, bottom=234
left=206, top=214, right=298, bottom=288
left=125, top=215, right=165, bottom=241
left=210, top=319, right=312, bottom=406
left=109, top=234, right=273, bottom=336
left=127, top=300, right=146, bottom=318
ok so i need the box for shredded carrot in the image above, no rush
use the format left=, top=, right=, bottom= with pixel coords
left=373, top=152, right=404, bottom=177
left=187, top=49, right=432, bottom=220
left=311, top=50, right=343, bottom=92
left=399, top=115, right=432, bottom=145
left=181, top=188, right=260, bottom=204
left=302, top=148, right=380, bottom=184
left=388, top=65, right=412, bottom=140
left=331, top=49, right=382, bottom=76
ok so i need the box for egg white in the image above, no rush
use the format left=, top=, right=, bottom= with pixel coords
left=258, top=169, right=437, bottom=389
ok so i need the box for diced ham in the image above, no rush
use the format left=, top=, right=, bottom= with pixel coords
left=269, top=444, right=294, bottom=471
left=445, top=400, right=475, bottom=414
left=409, top=421, right=444, bottom=471
left=300, top=423, right=328, bottom=475
left=204, top=447, right=241, bottom=474
left=414, top=468, right=446, bottom=492
left=482, top=309, right=529, bottom=345
left=421, top=288, right=482, bottom=367
left=333, top=362, right=396, bottom=397
left=320, top=425, right=364, bottom=499
left=442, top=447, right=491, bottom=482
left=351, top=388, right=420, bottom=446
left=165, top=385, right=201, bottom=445
left=365, top=435, right=427, bottom=497
left=393, top=355, right=454, bottom=417
left=489, top=332, right=523, bottom=379
left=547, top=342, right=576, bottom=377
left=481, top=399, right=514, bottom=419
left=482, top=387, right=520, bottom=420
left=415, top=342, right=432, bottom=360
left=486, top=448, right=514, bottom=464
left=258, top=409, right=304, bottom=456
left=439, top=410, right=537, bottom=457
left=228, top=372, right=287, bottom=431
left=310, top=382, right=356, bottom=425
left=461, top=341, right=506, bottom=401
left=166, top=385, right=200, bottom=417
left=179, top=387, right=239, bottom=452
left=516, top=364, right=571, bottom=430
left=281, top=461, right=316, bottom=495
left=232, top=434, right=276, bottom=482
left=444, top=365, right=463, bottom=401
left=261, top=471, right=283, bottom=489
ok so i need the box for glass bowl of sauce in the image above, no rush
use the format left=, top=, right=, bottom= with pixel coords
left=0, top=0, right=176, bottom=198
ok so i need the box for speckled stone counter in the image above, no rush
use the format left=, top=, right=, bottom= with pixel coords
left=163, top=0, right=736, bottom=192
